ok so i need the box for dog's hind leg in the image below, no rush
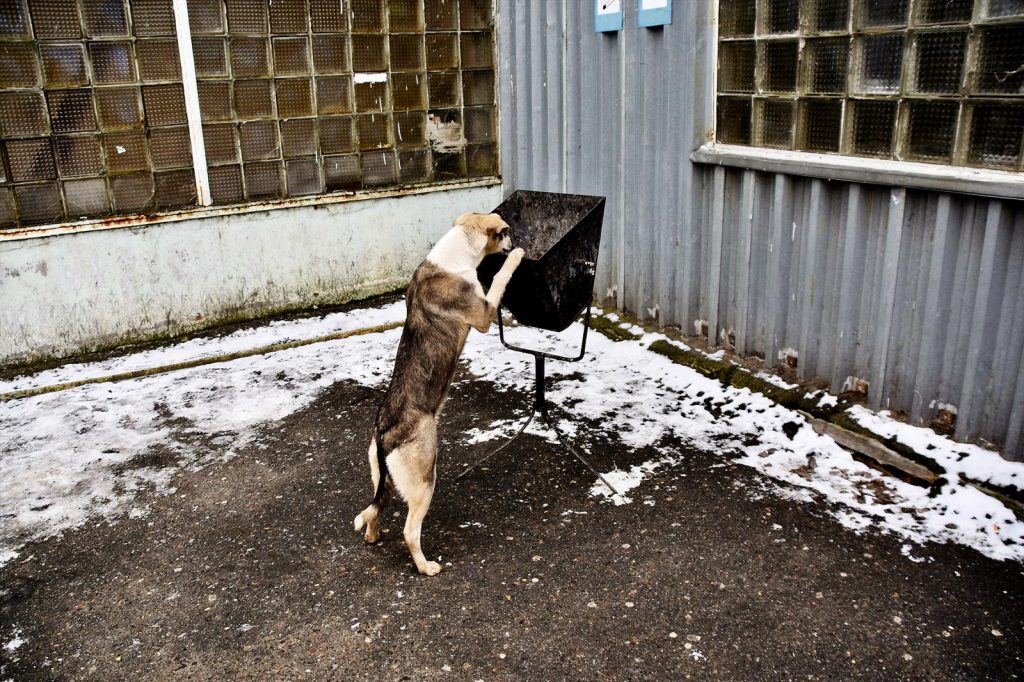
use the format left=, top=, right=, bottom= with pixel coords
left=389, top=419, right=441, bottom=576
left=353, top=439, right=383, bottom=543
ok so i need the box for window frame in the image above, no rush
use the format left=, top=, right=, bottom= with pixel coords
left=0, top=0, right=502, bottom=242
left=693, top=0, right=1024, bottom=201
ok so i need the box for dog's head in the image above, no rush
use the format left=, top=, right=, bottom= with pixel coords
left=455, top=212, right=512, bottom=256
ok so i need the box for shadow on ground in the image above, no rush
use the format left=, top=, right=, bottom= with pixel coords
left=1, top=371, right=1021, bottom=680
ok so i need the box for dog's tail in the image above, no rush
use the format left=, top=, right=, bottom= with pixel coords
left=354, top=433, right=391, bottom=534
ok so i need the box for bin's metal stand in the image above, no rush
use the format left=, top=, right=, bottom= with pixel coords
left=455, top=306, right=621, bottom=496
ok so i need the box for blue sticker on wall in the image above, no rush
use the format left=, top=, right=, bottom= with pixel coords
left=638, top=0, right=672, bottom=27
left=595, top=0, right=623, bottom=33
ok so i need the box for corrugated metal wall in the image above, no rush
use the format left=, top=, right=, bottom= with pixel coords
left=496, top=1, right=1023, bottom=460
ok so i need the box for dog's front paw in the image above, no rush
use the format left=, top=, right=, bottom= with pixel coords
left=506, top=247, right=525, bottom=267
left=418, top=560, right=443, bottom=576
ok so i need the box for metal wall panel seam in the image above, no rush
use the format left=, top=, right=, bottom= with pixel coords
left=832, top=184, right=866, bottom=388
left=868, top=188, right=907, bottom=409
left=734, top=170, right=755, bottom=354
left=707, top=166, right=726, bottom=348
left=797, top=179, right=823, bottom=378
left=1005, top=343, right=1024, bottom=458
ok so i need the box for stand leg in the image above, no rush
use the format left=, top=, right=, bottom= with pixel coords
left=542, top=409, right=622, bottom=497
left=455, top=407, right=536, bottom=481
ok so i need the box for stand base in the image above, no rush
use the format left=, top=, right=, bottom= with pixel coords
left=455, top=353, right=621, bottom=496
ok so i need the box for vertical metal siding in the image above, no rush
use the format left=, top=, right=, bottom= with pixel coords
left=496, top=1, right=1023, bottom=460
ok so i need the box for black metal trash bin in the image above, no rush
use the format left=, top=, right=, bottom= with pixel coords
left=477, top=190, right=606, bottom=332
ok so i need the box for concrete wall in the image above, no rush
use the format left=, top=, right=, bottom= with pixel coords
left=1, top=182, right=501, bottom=367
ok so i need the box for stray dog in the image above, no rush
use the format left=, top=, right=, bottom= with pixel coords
left=354, top=212, right=524, bottom=575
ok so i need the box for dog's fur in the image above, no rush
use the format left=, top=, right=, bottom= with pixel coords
left=353, top=212, right=524, bottom=575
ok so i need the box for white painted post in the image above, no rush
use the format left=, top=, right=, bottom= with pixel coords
left=172, top=0, right=212, bottom=206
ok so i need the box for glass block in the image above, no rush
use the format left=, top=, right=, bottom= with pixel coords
left=316, top=75, right=352, bottom=114
left=137, top=39, right=182, bottom=82
left=462, top=70, right=493, bottom=106
left=804, top=37, right=848, bottom=94
left=719, top=0, right=755, bottom=37
left=269, top=0, right=308, bottom=33
left=187, top=0, right=223, bottom=34
left=913, top=31, right=966, bottom=94
left=719, top=96, right=753, bottom=142
left=240, top=120, right=280, bottom=160
left=313, top=35, right=350, bottom=73
left=460, top=32, right=493, bottom=69
left=29, top=0, right=81, bottom=38
left=0, top=1, right=29, bottom=37
left=234, top=79, right=275, bottom=118
left=104, top=131, right=150, bottom=172
left=41, top=44, right=88, bottom=87
left=97, top=87, right=142, bottom=130
left=0, top=92, right=47, bottom=136
left=6, top=139, right=56, bottom=181
left=310, top=0, right=347, bottom=32
left=985, top=0, right=1024, bottom=17
left=466, top=142, right=495, bottom=176
left=64, top=177, right=109, bottom=217
left=0, top=42, right=39, bottom=87
left=718, top=41, right=755, bottom=93
left=394, top=110, right=426, bottom=147
left=47, top=89, right=97, bottom=133
left=276, top=78, right=313, bottom=117
left=193, top=38, right=228, bottom=77
left=807, top=0, right=850, bottom=32
left=285, top=158, right=320, bottom=196
left=281, top=118, right=316, bottom=156
left=460, top=0, right=492, bottom=29
left=463, top=106, right=494, bottom=143
left=854, top=34, right=903, bottom=94
left=858, top=0, right=909, bottom=27
left=425, top=0, right=457, bottom=30
left=390, top=0, right=423, bottom=32
left=754, top=98, right=793, bottom=148
left=83, top=0, right=128, bottom=37
left=428, top=72, right=460, bottom=107
left=797, top=98, right=841, bottom=152
left=352, top=34, right=387, bottom=71
left=426, top=33, right=458, bottom=69
left=89, top=42, right=136, bottom=84
left=230, top=37, right=269, bottom=77
left=150, top=126, right=192, bottom=169
left=154, top=169, right=195, bottom=209
left=0, top=188, right=16, bottom=228
left=361, top=150, right=396, bottom=186
left=130, top=0, right=176, bottom=36
left=110, top=172, right=155, bottom=213
left=350, top=0, right=385, bottom=32
left=974, top=27, right=1024, bottom=94
left=357, top=113, right=390, bottom=149
left=968, top=103, right=1024, bottom=168
left=243, top=161, right=282, bottom=198
left=761, top=0, right=798, bottom=33
left=760, top=40, right=797, bottom=93
left=56, top=135, right=104, bottom=176
left=198, top=81, right=232, bottom=121
left=202, top=123, right=238, bottom=164
left=15, top=183, right=64, bottom=225
left=398, top=148, right=429, bottom=183
left=906, top=100, right=958, bottom=162
left=273, top=36, right=310, bottom=76
left=392, top=72, right=425, bottom=109
left=849, top=99, right=895, bottom=156
left=432, top=148, right=464, bottom=180
left=915, top=0, right=972, bottom=23
left=143, top=84, right=187, bottom=126
left=226, top=0, right=267, bottom=33
left=324, top=154, right=359, bottom=190
left=355, top=81, right=388, bottom=112
left=390, top=34, right=424, bottom=71
left=319, top=116, right=355, bottom=153
left=208, top=164, right=243, bottom=204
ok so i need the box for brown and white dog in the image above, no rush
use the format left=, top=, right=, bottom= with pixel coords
left=354, top=212, right=524, bottom=575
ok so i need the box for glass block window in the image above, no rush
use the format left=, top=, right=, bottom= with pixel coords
left=0, top=0, right=498, bottom=228
left=716, top=0, right=1024, bottom=171
left=0, top=0, right=194, bottom=228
